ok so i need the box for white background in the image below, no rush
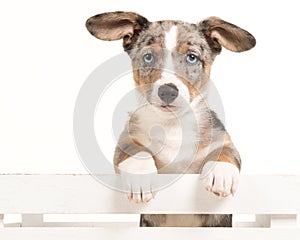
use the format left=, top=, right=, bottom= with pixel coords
left=1, top=0, right=300, bottom=175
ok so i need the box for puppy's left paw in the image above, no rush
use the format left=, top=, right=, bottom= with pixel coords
left=201, top=161, right=239, bottom=197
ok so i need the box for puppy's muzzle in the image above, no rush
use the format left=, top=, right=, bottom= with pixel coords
left=158, top=83, right=178, bottom=106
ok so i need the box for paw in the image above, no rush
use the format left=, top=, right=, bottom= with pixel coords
left=201, top=161, right=239, bottom=197
left=120, top=172, right=157, bottom=203
left=118, top=152, right=158, bottom=204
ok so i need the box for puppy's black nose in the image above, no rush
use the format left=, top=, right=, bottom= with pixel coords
left=158, top=83, right=178, bottom=105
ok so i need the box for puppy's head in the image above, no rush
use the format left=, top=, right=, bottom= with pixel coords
left=86, top=12, right=255, bottom=113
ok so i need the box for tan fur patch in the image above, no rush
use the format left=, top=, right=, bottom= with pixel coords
left=177, top=75, right=200, bottom=101
left=132, top=69, right=162, bottom=99
left=177, top=43, right=190, bottom=55
left=217, top=154, right=236, bottom=165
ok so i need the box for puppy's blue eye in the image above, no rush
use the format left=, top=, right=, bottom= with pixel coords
left=186, top=54, right=198, bottom=64
left=143, top=53, right=154, bottom=63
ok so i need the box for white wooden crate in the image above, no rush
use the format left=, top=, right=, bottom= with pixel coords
left=0, top=174, right=299, bottom=239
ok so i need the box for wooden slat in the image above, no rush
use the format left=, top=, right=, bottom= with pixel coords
left=21, top=214, right=43, bottom=227
left=255, top=214, right=271, bottom=227
left=270, top=214, right=298, bottom=228
left=0, top=227, right=299, bottom=240
left=0, top=214, right=3, bottom=227
left=6, top=222, right=139, bottom=228
left=0, top=174, right=300, bottom=214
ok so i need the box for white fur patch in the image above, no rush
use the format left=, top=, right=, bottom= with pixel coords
left=164, top=26, right=177, bottom=72
left=165, top=26, right=177, bottom=52
left=118, top=152, right=157, bottom=174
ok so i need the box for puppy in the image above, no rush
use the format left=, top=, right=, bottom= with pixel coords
left=86, top=11, right=255, bottom=227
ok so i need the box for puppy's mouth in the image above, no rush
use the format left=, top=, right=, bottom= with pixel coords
left=157, top=104, right=177, bottom=112
left=150, top=101, right=180, bottom=112
left=161, top=104, right=176, bottom=108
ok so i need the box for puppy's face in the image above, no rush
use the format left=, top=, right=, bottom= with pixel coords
left=86, top=12, right=255, bottom=112
left=128, top=21, right=215, bottom=112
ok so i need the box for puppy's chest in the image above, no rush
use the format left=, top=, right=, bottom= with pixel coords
left=151, top=122, right=185, bottom=153
left=152, top=124, right=198, bottom=166
left=131, top=108, right=199, bottom=164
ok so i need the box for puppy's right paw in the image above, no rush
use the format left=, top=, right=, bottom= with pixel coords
left=120, top=172, right=157, bottom=203
left=118, top=152, right=158, bottom=204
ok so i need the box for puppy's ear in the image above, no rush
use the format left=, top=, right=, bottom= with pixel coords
left=86, top=11, right=149, bottom=50
left=199, top=17, right=256, bottom=53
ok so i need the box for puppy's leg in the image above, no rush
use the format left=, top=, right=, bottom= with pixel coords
left=114, top=133, right=157, bottom=203
left=201, top=133, right=241, bottom=197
